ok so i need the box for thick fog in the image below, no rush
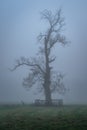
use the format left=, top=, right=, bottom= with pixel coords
left=0, top=0, right=87, bottom=104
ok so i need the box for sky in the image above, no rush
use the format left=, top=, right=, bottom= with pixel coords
left=0, top=0, right=87, bottom=104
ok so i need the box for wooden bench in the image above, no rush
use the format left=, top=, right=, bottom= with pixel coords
left=34, top=99, right=63, bottom=106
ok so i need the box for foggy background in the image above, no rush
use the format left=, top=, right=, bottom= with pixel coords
left=0, top=0, right=87, bottom=104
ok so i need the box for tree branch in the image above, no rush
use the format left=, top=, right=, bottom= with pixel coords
left=40, top=8, right=68, bottom=56
left=49, top=56, right=56, bottom=63
left=10, top=57, right=45, bottom=74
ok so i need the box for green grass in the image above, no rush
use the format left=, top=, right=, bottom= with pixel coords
left=0, top=105, right=87, bottom=130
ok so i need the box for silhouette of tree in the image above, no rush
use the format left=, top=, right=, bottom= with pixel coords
left=11, top=9, right=69, bottom=105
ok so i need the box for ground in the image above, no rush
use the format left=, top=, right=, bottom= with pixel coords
left=0, top=105, right=87, bottom=130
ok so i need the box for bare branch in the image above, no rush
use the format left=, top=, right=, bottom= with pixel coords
left=41, top=9, right=53, bottom=26
left=37, top=33, right=47, bottom=42
left=40, top=8, right=68, bottom=55
left=50, top=72, right=66, bottom=94
left=23, top=72, right=37, bottom=88
left=23, top=69, right=44, bottom=89
left=49, top=56, right=56, bottom=63
left=10, top=57, right=45, bottom=74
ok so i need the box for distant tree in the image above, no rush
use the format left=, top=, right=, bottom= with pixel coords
left=11, top=9, right=69, bottom=105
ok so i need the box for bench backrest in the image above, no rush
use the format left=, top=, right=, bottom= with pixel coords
left=35, top=99, right=63, bottom=106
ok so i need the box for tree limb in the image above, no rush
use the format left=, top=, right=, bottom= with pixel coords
left=10, top=57, right=45, bottom=74
left=49, top=56, right=56, bottom=63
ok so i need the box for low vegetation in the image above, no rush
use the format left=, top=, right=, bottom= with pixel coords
left=0, top=105, right=87, bottom=130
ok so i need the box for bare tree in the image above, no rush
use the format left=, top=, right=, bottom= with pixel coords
left=11, top=9, right=69, bottom=105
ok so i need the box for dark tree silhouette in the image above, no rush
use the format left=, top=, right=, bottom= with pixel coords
left=11, top=9, right=69, bottom=105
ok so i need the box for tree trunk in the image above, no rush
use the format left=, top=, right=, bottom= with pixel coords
left=43, top=65, right=52, bottom=105
left=43, top=81, right=52, bottom=105
left=43, top=37, right=52, bottom=105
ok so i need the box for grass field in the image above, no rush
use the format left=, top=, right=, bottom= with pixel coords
left=0, top=105, right=87, bottom=130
